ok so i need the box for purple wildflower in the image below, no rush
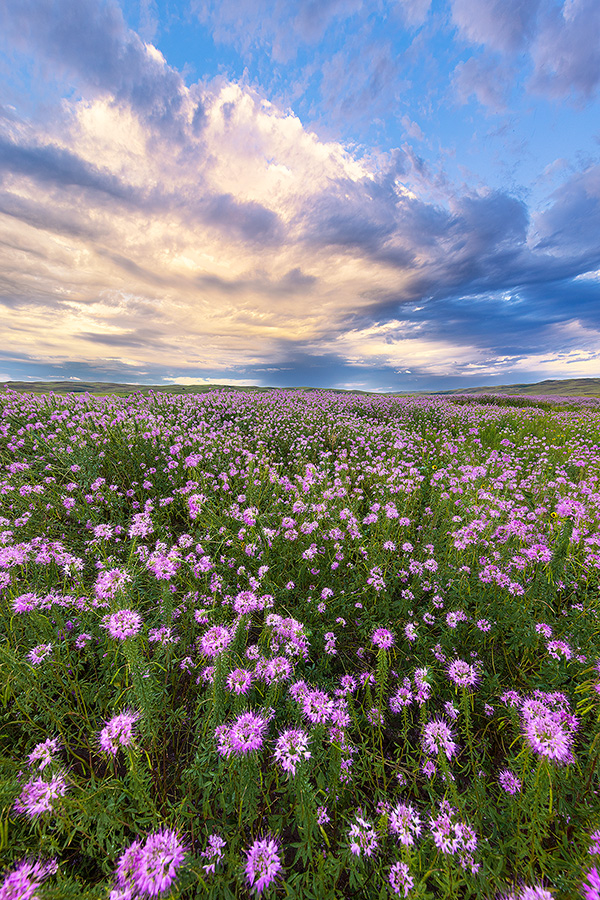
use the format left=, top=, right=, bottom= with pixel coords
left=389, top=861, right=414, bottom=897
left=429, top=800, right=478, bottom=870
left=0, top=857, right=58, bottom=899
left=28, top=738, right=61, bottom=771
left=421, top=718, right=457, bottom=760
left=114, top=840, right=144, bottom=888
left=201, top=833, right=226, bottom=876
left=102, top=610, right=143, bottom=641
left=273, top=728, right=311, bottom=776
left=132, top=829, right=186, bottom=897
left=99, top=710, right=141, bottom=756
left=446, top=658, right=480, bottom=691
left=301, top=689, right=333, bottom=724
left=518, top=888, right=555, bottom=900
left=522, top=714, right=574, bottom=764
left=28, top=644, right=52, bottom=666
left=348, top=816, right=379, bottom=857
left=263, top=656, right=293, bottom=684
left=14, top=773, right=68, bottom=818
left=199, top=625, right=232, bottom=658
left=215, top=711, right=269, bottom=758
left=388, top=802, right=422, bottom=846
left=371, top=628, right=395, bottom=650
left=389, top=684, right=413, bottom=713
left=582, top=867, right=600, bottom=900
left=244, top=836, right=283, bottom=896
left=498, top=769, right=522, bottom=794
left=225, top=668, right=253, bottom=695
left=589, top=829, right=600, bottom=855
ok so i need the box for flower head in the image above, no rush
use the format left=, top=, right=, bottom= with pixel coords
left=0, top=857, right=58, bottom=899
left=371, top=628, right=395, bottom=650
left=28, top=644, right=52, bottom=665
left=388, top=802, right=422, bottom=846
left=201, top=833, right=226, bottom=876
left=498, top=769, right=522, bottom=795
left=113, top=830, right=186, bottom=898
left=215, top=711, right=269, bottom=758
left=348, top=815, right=379, bottom=858
left=132, top=829, right=186, bottom=897
left=446, top=658, right=480, bottom=691
left=99, top=710, right=141, bottom=756
left=389, top=861, right=414, bottom=897
left=225, top=668, right=253, bottom=695
left=28, top=738, right=61, bottom=771
left=273, top=728, right=311, bottom=777
left=244, top=836, right=283, bottom=896
left=582, top=867, right=600, bottom=900
left=422, top=718, right=457, bottom=761
left=14, top=774, right=68, bottom=818
left=200, top=625, right=232, bottom=658
left=102, top=610, right=142, bottom=641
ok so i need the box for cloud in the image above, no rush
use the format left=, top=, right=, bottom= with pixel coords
left=0, top=0, right=188, bottom=135
left=531, top=163, right=600, bottom=258
left=393, top=0, right=432, bottom=28
left=450, top=0, right=542, bottom=54
left=193, top=0, right=366, bottom=63
left=530, top=0, right=600, bottom=100
left=0, top=135, right=133, bottom=201
left=317, top=38, right=401, bottom=128
left=452, top=56, right=512, bottom=112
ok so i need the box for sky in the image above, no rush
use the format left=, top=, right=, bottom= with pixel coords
left=0, top=0, right=599, bottom=392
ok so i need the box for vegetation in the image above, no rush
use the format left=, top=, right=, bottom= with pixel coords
left=1, top=387, right=599, bottom=899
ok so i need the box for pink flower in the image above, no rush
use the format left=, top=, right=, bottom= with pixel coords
left=371, top=628, right=395, bottom=649
left=446, top=658, right=480, bottom=690
left=99, top=710, right=140, bottom=755
left=348, top=816, right=379, bottom=857
left=215, top=711, right=269, bottom=758
left=422, top=719, right=457, bottom=760
left=388, top=802, right=422, bottom=846
left=199, top=625, right=232, bottom=658
left=582, top=867, right=600, bottom=900
left=14, top=773, right=68, bottom=818
left=102, top=609, right=142, bottom=640
left=244, top=836, right=282, bottom=896
left=273, top=729, right=311, bottom=776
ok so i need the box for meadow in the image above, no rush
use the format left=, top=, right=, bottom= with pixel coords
left=1, top=387, right=600, bottom=900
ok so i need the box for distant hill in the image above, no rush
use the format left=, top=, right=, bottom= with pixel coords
left=431, top=378, right=600, bottom=397
left=0, top=381, right=362, bottom=397
left=1, top=377, right=600, bottom=397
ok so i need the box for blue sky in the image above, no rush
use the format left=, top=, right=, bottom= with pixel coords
left=0, top=0, right=599, bottom=391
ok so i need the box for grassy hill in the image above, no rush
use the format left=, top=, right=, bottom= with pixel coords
left=433, top=378, right=600, bottom=397
left=2, top=377, right=600, bottom=397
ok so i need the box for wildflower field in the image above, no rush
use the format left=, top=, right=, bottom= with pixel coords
left=2, top=387, right=600, bottom=900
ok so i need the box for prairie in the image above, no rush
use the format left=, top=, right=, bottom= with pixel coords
left=1, top=388, right=599, bottom=899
